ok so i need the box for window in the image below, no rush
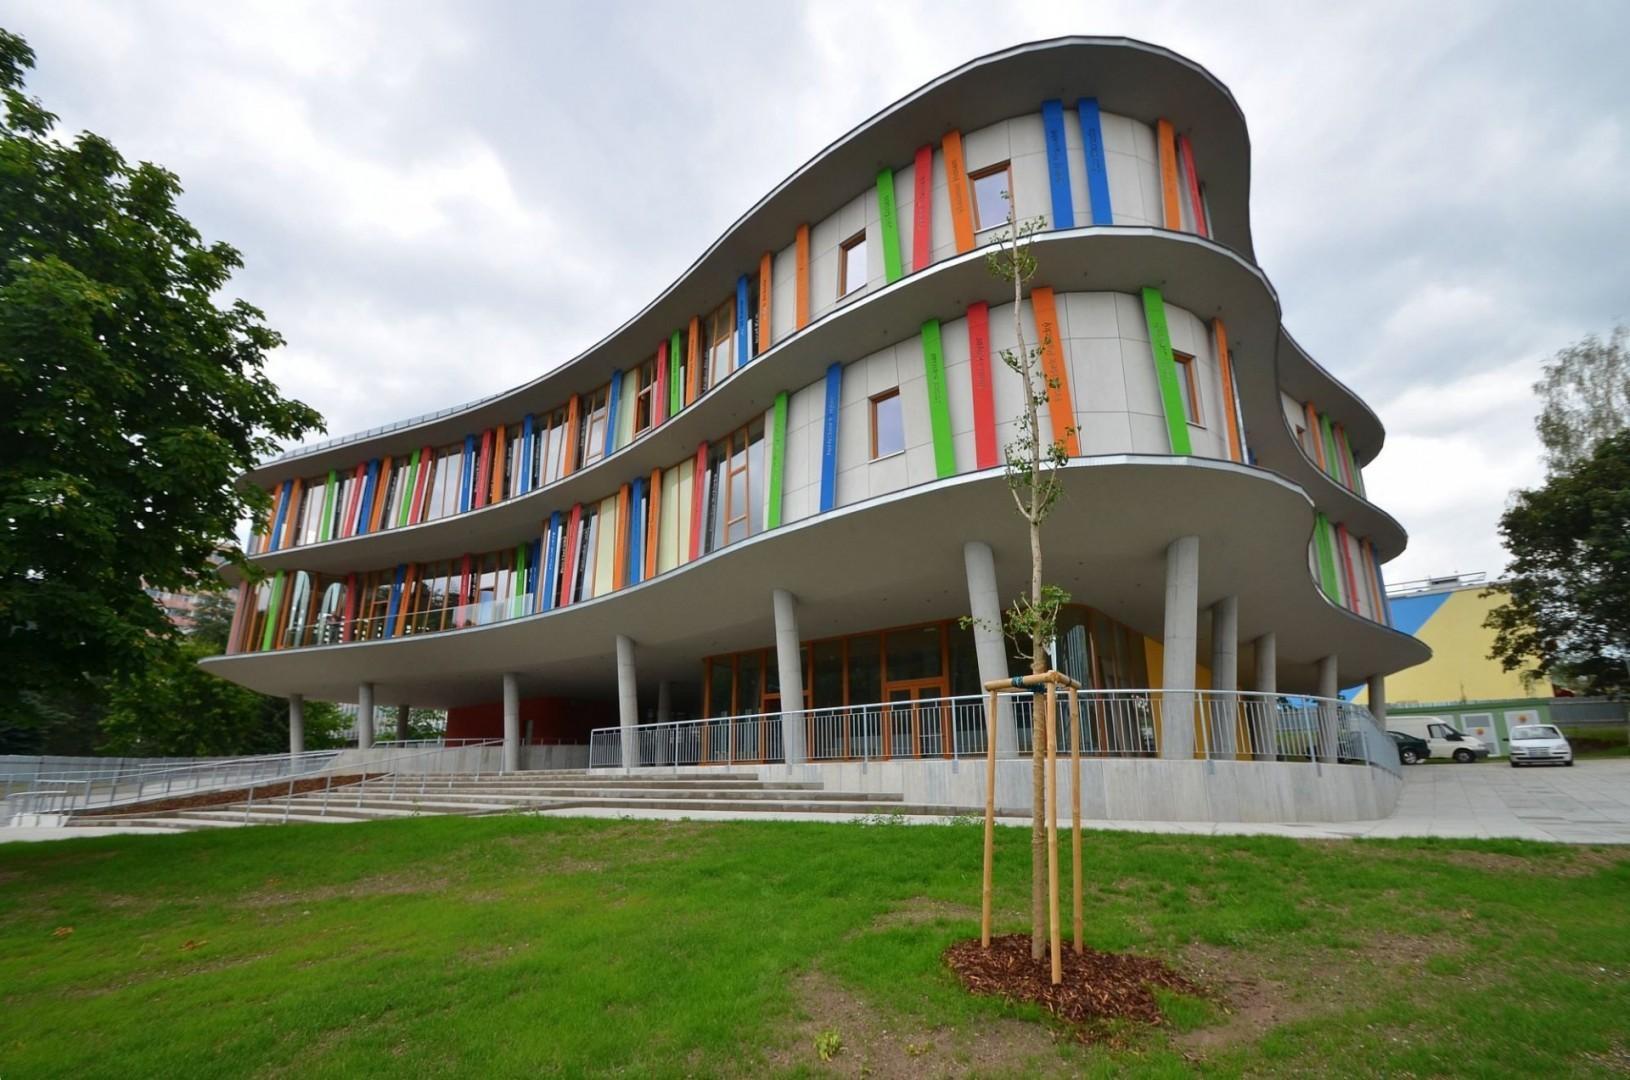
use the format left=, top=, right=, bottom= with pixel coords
left=579, top=386, right=610, bottom=467
left=870, top=388, right=904, bottom=459
left=839, top=230, right=867, bottom=297
left=633, top=357, right=658, bottom=435
left=704, top=298, right=735, bottom=393
left=970, top=161, right=1012, bottom=231
left=703, top=421, right=765, bottom=553
left=1173, top=350, right=1202, bottom=426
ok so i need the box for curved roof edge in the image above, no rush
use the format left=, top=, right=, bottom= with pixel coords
left=251, top=36, right=1253, bottom=482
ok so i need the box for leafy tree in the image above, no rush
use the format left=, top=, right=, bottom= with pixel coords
left=100, top=639, right=347, bottom=755
left=1486, top=430, right=1630, bottom=698
left=1534, top=324, right=1629, bottom=476
left=0, top=29, right=323, bottom=742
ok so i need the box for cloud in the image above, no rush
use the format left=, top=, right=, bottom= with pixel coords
left=7, top=0, right=1628, bottom=589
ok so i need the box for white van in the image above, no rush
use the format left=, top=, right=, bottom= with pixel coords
left=1388, top=716, right=1490, bottom=763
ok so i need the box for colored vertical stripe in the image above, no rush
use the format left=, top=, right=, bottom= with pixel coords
left=668, top=332, right=683, bottom=417
left=1313, top=513, right=1341, bottom=601
left=560, top=504, right=582, bottom=606
left=967, top=302, right=998, bottom=469
left=259, top=570, right=286, bottom=652
left=875, top=167, right=903, bottom=283
left=1156, top=119, right=1182, bottom=229
left=919, top=319, right=957, bottom=477
left=280, top=478, right=303, bottom=549
left=686, top=317, right=702, bottom=405
left=1177, top=134, right=1207, bottom=239
left=644, top=468, right=661, bottom=581
left=1303, top=403, right=1326, bottom=469
left=794, top=224, right=811, bottom=330
left=1141, top=287, right=1193, bottom=455
left=1212, top=319, right=1243, bottom=463
left=628, top=477, right=645, bottom=586
left=1338, top=426, right=1367, bottom=497
left=1333, top=424, right=1356, bottom=488
left=819, top=363, right=841, bottom=512
left=541, top=513, right=560, bottom=612
left=1336, top=524, right=1362, bottom=613
left=911, top=144, right=933, bottom=272
left=757, top=253, right=772, bottom=355
left=368, top=456, right=391, bottom=531
left=268, top=479, right=292, bottom=552
left=343, top=463, right=366, bottom=536
left=563, top=395, right=581, bottom=475
left=519, top=415, right=535, bottom=496
left=1029, top=287, right=1080, bottom=457
left=226, top=581, right=249, bottom=653
left=1075, top=98, right=1113, bottom=225
left=318, top=470, right=338, bottom=541
left=653, top=344, right=668, bottom=426
left=688, top=443, right=707, bottom=561
left=1320, top=413, right=1341, bottom=480
left=340, top=572, right=357, bottom=642
left=613, top=483, right=630, bottom=591
left=1366, top=542, right=1390, bottom=625
left=735, top=275, right=750, bottom=369
left=396, top=449, right=420, bottom=528
left=1040, top=99, right=1075, bottom=229
left=356, top=460, right=380, bottom=535
left=941, top=129, right=975, bottom=253
left=767, top=391, right=788, bottom=528
left=472, top=433, right=491, bottom=509
left=411, top=447, right=433, bottom=521
left=490, top=427, right=506, bottom=504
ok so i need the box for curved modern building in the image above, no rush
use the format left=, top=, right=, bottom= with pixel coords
left=206, top=37, right=1429, bottom=819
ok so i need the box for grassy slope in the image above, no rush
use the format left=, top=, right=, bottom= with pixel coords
left=0, top=817, right=1625, bottom=1078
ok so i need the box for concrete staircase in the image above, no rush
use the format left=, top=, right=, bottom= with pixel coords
left=65, top=769, right=978, bottom=833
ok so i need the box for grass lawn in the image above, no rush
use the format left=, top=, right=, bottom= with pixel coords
left=1561, top=725, right=1629, bottom=760
left=1, top=816, right=1627, bottom=1077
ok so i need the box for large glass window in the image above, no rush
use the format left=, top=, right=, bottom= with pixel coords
left=703, top=420, right=766, bottom=553
left=885, top=623, right=943, bottom=683
left=970, top=161, right=1012, bottom=231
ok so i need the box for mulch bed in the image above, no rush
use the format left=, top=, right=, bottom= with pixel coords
left=78, top=775, right=373, bottom=817
left=944, top=934, right=1202, bottom=1032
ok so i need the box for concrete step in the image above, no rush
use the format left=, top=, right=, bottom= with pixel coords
left=65, top=816, right=218, bottom=832
left=282, top=786, right=902, bottom=807
left=527, top=796, right=974, bottom=816
left=392, top=777, right=795, bottom=791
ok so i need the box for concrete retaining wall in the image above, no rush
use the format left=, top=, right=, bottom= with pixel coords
left=329, top=744, right=588, bottom=774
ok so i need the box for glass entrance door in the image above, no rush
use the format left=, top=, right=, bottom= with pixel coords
left=883, top=681, right=950, bottom=759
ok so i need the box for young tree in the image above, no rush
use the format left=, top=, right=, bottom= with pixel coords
left=0, top=29, right=323, bottom=739
left=1534, top=324, right=1629, bottom=476
left=1486, top=430, right=1630, bottom=698
left=984, top=194, right=1073, bottom=961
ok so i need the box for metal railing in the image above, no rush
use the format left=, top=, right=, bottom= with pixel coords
left=589, top=690, right=1399, bottom=777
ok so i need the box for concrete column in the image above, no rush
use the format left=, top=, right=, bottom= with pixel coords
left=1208, top=596, right=1238, bottom=757
left=1316, top=655, right=1340, bottom=763
left=616, top=635, right=639, bottom=769
left=395, top=703, right=410, bottom=743
left=288, top=694, right=305, bottom=757
left=1160, top=536, right=1200, bottom=759
left=356, top=682, right=375, bottom=750
left=1367, top=674, right=1387, bottom=726
left=656, top=681, right=673, bottom=725
left=502, top=673, right=520, bottom=773
left=772, top=589, right=807, bottom=764
left=963, top=540, right=1017, bottom=754
left=1252, top=633, right=1277, bottom=694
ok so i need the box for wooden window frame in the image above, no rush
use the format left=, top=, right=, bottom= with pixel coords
left=632, top=357, right=658, bottom=436
left=968, top=160, right=1013, bottom=232
left=1173, top=349, right=1203, bottom=426
left=869, top=388, right=903, bottom=460
left=838, top=229, right=867, bottom=298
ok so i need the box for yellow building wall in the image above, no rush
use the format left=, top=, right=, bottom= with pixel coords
left=1361, top=588, right=1548, bottom=706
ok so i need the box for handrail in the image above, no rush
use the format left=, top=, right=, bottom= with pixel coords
left=588, top=689, right=1399, bottom=777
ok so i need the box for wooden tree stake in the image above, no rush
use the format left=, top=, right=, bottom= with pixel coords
left=981, top=687, right=998, bottom=949
left=1068, top=685, right=1083, bottom=954
left=1045, top=682, right=1061, bottom=984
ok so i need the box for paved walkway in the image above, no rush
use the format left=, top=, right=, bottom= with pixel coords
left=5, top=760, right=1628, bottom=845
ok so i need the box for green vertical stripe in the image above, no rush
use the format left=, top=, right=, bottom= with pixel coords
left=396, top=449, right=421, bottom=528
left=259, top=570, right=286, bottom=652
left=1319, top=414, right=1340, bottom=480
left=669, top=331, right=683, bottom=416
left=511, top=544, right=527, bottom=619
left=876, top=168, right=903, bottom=283
left=766, top=392, right=788, bottom=529
left=318, top=469, right=337, bottom=542
left=1338, top=427, right=1365, bottom=496
left=1313, top=513, right=1341, bottom=601
left=920, top=319, right=957, bottom=477
left=1140, top=287, right=1192, bottom=455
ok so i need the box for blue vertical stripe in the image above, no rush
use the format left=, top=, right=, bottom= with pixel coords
left=735, top=274, right=750, bottom=369
left=519, top=414, right=535, bottom=495
left=1041, top=99, right=1075, bottom=229
left=627, top=476, right=644, bottom=586
left=820, top=362, right=842, bottom=513
left=541, top=511, right=562, bottom=612
left=1076, top=97, right=1113, bottom=225
left=383, top=563, right=405, bottom=638
left=267, top=479, right=293, bottom=552
left=604, top=369, right=622, bottom=458
left=356, top=459, right=380, bottom=535
left=459, top=435, right=476, bottom=513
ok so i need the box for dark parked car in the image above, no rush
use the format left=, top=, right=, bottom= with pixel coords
left=1388, top=731, right=1431, bottom=765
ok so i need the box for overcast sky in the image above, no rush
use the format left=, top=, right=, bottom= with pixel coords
left=10, top=1, right=1629, bottom=584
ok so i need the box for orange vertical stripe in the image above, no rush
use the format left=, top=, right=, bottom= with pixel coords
left=367, top=460, right=390, bottom=533
left=612, top=483, right=630, bottom=591
left=757, top=252, right=772, bottom=355
left=1029, top=287, right=1080, bottom=457
left=1156, top=119, right=1182, bottom=230
left=490, top=424, right=506, bottom=504
left=1304, top=402, right=1326, bottom=469
left=563, top=395, right=580, bottom=475
left=686, top=317, right=702, bottom=405
left=942, top=129, right=975, bottom=253
left=1212, top=319, right=1243, bottom=463
left=644, top=467, right=661, bottom=581
left=794, top=224, right=810, bottom=330
left=394, top=563, right=417, bottom=637
left=281, top=477, right=303, bottom=549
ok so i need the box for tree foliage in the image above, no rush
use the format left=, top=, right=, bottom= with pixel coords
left=0, top=28, right=323, bottom=730
left=1534, top=324, right=1629, bottom=476
left=1486, top=430, right=1630, bottom=698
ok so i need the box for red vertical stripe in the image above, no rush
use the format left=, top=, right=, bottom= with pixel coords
left=966, top=302, right=997, bottom=469
left=654, top=340, right=669, bottom=426
left=342, top=464, right=365, bottom=537
left=1336, top=524, right=1362, bottom=613
left=613, top=483, right=630, bottom=591
left=645, top=467, right=661, bottom=581
left=559, top=504, right=582, bottom=606
left=341, top=573, right=357, bottom=643
left=688, top=442, right=707, bottom=561
left=1177, top=134, right=1207, bottom=238
left=473, top=431, right=492, bottom=508
left=911, top=144, right=933, bottom=273
left=226, top=581, right=250, bottom=654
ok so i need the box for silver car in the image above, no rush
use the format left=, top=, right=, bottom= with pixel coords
left=1508, top=724, right=1574, bottom=767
